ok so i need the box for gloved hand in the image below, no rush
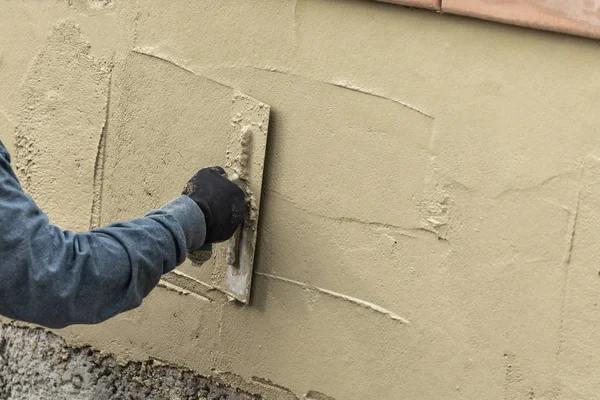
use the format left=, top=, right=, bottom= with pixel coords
left=183, top=167, right=246, bottom=243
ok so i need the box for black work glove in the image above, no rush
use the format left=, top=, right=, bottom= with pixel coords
left=183, top=167, right=246, bottom=243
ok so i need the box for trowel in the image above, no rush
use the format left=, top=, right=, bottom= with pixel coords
left=186, top=91, right=270, bottom=304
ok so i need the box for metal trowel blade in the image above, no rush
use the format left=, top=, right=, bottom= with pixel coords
left=188, top=91, right=270, bottom=304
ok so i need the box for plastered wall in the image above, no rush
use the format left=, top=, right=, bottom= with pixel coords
left=1, top=1, right=600, bottom=399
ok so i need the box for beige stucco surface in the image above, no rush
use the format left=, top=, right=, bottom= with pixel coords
left=1, top=0, right=600, bottom=399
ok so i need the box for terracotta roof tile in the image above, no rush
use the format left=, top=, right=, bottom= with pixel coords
left=443, top=0, right=600, bottom=39
left=374, top=0, right=600, bottom=39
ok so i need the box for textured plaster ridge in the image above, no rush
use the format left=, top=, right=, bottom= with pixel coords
left=266, top=190, right=435, bottom=240
left=199, top=63, right=294, bottom=77
left=197, top=63, right=433, bottom=121
left=131, top=47, right=231, bottom=90
left=212, top=371, right=300, bottom=400
left=563, top=181, right=583, bottom=266
left=163, top=269, right=231, bottom=302
left=293, top=0, right=300, bottom=40
left=491, top=171, right=579, bottom=200
left=256, top=272, right=411, bottom=324
left=131, top=47, right=196, bottom=75
left=171, top=269, right=218, bottom=290
left=556, top=157, right=592, bottom=363
left=251, top=376, right=298, bottom=396
left=156, top=280, right=212, bottom=303
left=328, top=80, right=433, bottom=119
left=553, top=154, right=600, bottom=399
left=304, top=390, right=337, bottom=400
left=90, top=70, right=113, bottom=229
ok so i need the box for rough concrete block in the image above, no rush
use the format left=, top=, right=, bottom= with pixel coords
left=0, top=323, right=258, bottom=400
left=58, top=285, right=223, bottom=380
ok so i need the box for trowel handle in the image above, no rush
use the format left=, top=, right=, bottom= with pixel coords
left=188, top=242, right=212, bottom=266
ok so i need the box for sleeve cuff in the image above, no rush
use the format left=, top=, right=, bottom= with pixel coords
left=159, top=195, right=206, bottom=251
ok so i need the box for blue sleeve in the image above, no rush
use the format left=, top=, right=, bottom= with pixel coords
left=0, top=141, right=206, bottom=328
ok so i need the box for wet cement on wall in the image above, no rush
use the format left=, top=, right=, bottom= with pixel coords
left=0, top=0, right=600, bottom=399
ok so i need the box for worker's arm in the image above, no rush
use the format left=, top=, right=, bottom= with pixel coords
left=0, top=141, right=244, bottom=328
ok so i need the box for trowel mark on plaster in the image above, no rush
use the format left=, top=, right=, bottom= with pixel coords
left=132, top=10, right=140, bottom=46
left=15, top=20, right=110, bottom=231
left=157, top=280, right=212, bottom=302
left=492, top=170, right=580, bottom=200
left=163, top=269, right=232, bottom=302
left=172, top=269, right=218, bottom=291
left=67, top=0, right=114, bottom=11
left=304, top=390, right=337, bottom=400
left=293, top=0, right=301, bottom=42
left=132, top=47, right=195, bottom=74
left=251, top=376, right=299, bottom=397
left=563, top=185, right=582, bottom=266
left=266, top=189, right=442, bottom=241
left=216, top=64, right=434, bottom=120
left=131, top=48, right=230, bottom=90
left=328, top=80, right=433, bottom=120
left=556, top=158, right=587, bottom=362
left=251, top=378, right=338, bottom=400
left=132, top=47, right=433, bottom=121
left=213, top=371, right=300, bottom=400
left=90, top=71, right=113, bottom=229
left=256, top=272, right=411, bottom=324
